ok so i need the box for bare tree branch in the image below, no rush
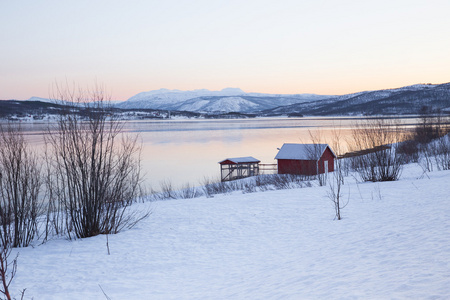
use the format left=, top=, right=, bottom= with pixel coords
left=45, top=83, right=149, bottom=239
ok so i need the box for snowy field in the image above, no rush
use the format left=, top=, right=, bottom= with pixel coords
left=11, top=164, right=450, bottom=299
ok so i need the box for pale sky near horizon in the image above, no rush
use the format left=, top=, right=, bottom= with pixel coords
left=1, top=0, right=450, bottom=100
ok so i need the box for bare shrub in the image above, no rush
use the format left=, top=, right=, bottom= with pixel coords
left=179, top=183, right=202, bottom=199
left=254, top=176, right=272, bottom=192
left=45, top=84, right=148, bottom=239
left=0, top=123, right=43, bottom=248
left=242, top=181, right=257, bottom=193
left=200, top=177, right=241, bottom=197
left=159, top=180, right=178, bottom=200
left=200, top=177, right=223, bottom=198
left=198, top=174, right=310, bottom=198
left=427, top=134, right=450, bottom=171
left=415, top=106, right=439, bottom=144
left=0, top=244, right=18, bottom=300
left=412, top=108, right=450, bottom=172
left=154, top=180, right=203, bottom=200
left=327, top=168, right=348, bottom=220
left=417, top=140, right=434, bottom=173
left=307, top=130, right=327, bottom=186
left=414, top=107, right=450, bottom=144
left=268, top=174, right=305, bottom=189
left=349, top=118, right=404, bottom=182
left=327, top=127, right=348, bottom=220
left=396, top=139, right=420, bottom=164
left=224, top=180, right=241, bottom=193
left=142, top=188, right=162, bottom=202
left=257, top=174, right=310, bottom=190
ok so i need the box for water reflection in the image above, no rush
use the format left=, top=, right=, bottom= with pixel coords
left=6, top=116, right=419, bottom=190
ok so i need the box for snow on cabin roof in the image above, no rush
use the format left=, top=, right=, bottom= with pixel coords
left=219, top=156, right=261, bottom=164
left=274, top=143, right=336, bottom=161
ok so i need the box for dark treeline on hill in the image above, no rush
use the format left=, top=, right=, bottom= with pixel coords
left=0, top=100, right=68, bottom=119
left=0, top=100, right=173, bottom=120
left=0, top=100, right=256, bottom=120
left=263, top=83, right=450, bottom=116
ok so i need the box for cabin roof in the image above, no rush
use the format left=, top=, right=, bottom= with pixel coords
left=274, top=143, right=336, bottom=161
left=219, top=156, right=261, bottom=164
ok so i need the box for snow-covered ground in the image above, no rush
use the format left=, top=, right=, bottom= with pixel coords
left=11, top=164, right=450, bottom=299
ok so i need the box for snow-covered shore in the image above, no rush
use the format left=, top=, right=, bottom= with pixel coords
left=11, top=164, right=450, bottom=299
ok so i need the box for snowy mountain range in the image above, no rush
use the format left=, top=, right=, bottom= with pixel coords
left=16, top=82, right=450, bottom=116
left=28, top=96, right=55, bottom=103
left=116, top=83, right=450, bottom=115
left=116, top=88, right=327, bottom=113
left=266, top=83, right=450, bottom=116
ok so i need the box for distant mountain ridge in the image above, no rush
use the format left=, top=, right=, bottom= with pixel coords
left=264, top=83, right=450, bottom=116
left=117, top=88, right=329, bottom=113
left=116, top=83, right=450, bottom=115
left=16, top=82, right=450, bottom=116
left=28, top=96, right=55, bottom=103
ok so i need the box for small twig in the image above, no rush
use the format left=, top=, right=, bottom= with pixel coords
left=106, top=234, right=110, bottom=255
left=419, top=169, right=431, bottom=180
left=98, top=284, right=112, bottom=300
left=355, top=181, right=364, bottom=202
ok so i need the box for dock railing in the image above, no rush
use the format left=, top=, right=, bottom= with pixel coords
left=259, top=163, right=277, bottom=174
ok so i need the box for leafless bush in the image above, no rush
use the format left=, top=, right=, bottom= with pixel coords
left=45, top=84, right=148, bottom=239
left=396, top=139, right=420, bottom=164
left=327, top=127, right=348, bottom=220
left=349, top=118, right=404, bottom=182
left=415, top=106, right=439, bottom=144
left=200, top=177, right=241, bottom=197
left=0, top=244, right=18, bottom=300
left=254, top=174, right=308, bottom=190
left=254, top=176, right=273, bottom=192
left=178, top=183, right=202, bottom=199
left=141, top=188, right=162, bottom=202
left=0, top=123, right=43, bottom=248
left=307, top=130, right=327, bottom=186
left=418, top=142, right=434, bottom=173
left=414, top=106, right=450, bottom=144
left=159, top=180, right=178, bottom=200
left=270, top=174, right=302, bottom=189
left=242, top=181, right=257, bottom=193
left=199, top=174, right=309, bottom=197
left=327, top=168, right=348, bottom=220
left=200, top=178, right=220, bottom=198
left=411, top=109, right=450, bottom=173
left=153, top=180, right=203, bottom=200
left=432, top=134, right=450, bottom=170
left=421, top=134, right=450, bottom=171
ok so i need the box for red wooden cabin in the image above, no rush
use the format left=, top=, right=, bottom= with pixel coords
left=275, top=143, right=336, bottom=176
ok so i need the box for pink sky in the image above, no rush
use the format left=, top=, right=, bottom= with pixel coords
left=1, top=0, right=449, bottom=101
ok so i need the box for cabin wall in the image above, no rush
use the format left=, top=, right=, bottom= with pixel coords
left=277, top=159, right=316, bottom=175
left=277, top=148, right=335, bottom=175
left=318, top=148, right=335, bottom=173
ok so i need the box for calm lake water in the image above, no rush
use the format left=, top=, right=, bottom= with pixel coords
left=13, top=116, right=419, bottom=190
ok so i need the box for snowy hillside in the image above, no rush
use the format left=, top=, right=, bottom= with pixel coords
left=267, top=82, right=450, bottom=116
left=116, top=83, right=450, bottom=115
left=28, top=96, right=54, bottom=103
left=126, top=88, right=245, bottom=105
left=117, top=88, right=327, bottom=113
left=11, top=164, right=450, bottom=299
left=178, top=96, right=259, bottom=112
